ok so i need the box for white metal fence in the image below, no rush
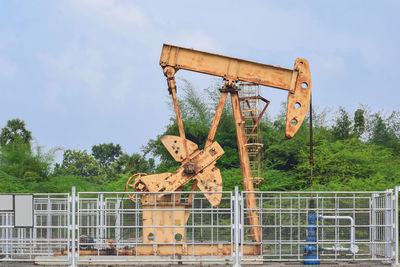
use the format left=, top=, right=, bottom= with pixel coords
left=76, top=191, right=234, bottom=264
left=241, top=189, right=399, bottom=264
left=0, top=193, right=70, bottom=263
left=0, top=187, right=399, bottom=266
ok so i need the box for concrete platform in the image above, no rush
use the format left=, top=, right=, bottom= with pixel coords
left=0, top=261, right=394, bottom=267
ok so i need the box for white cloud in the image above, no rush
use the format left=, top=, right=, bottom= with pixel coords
left=38, top=43, right=140, bottom=106
left=108, top=70, right=134, bottom=103
left=40, top=46, right=104, bottom=94
left=70, top=0, right=149, bottom=32
left=43, top=82, right=64, bottom=111
left=172, top=30, right=221, bottom=52
left=310, top=53, right=347, bottom=78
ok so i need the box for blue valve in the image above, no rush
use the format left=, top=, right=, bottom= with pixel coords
left=303, top=199, right=320, bottom=265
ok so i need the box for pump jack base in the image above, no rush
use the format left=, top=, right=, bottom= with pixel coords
left=54, top=244, right=261, bottom=256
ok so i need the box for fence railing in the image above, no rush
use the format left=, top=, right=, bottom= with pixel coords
left=0, top=187, right=399, bottom=266
left=75, top=190, right=234, bottom=264
left=0, top=193, right=70, bottom=263
left=240, top=190, right=399, bottom=264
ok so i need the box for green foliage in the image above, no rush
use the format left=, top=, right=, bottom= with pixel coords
left=369, top=113, right=399, bottom=149
left=1, top=83, right=399, bottom=194
left=111, top=153, right=154, bottom=176
left=332, top=107, right=352, bottom=140
left=178, top=78, right=212, bottom=125
left=296, top=138, right=400, bottom=189
left=29, top=175, right=107, bottom=193
left=0, top=119, right=58, bottom=184
left=143, top=80, right=215, bottom=172
left=259, top=169, right=298, bottom=191
left=0, top=119, right=32, bottom=147
left=55, top=149, right=103, bottom=178
left=92, top=143, right=122, bottom=168
left=220, top=168, right=243, bottom=191
left=0, top=141, right=54, bottom=182
left=0, top=170, right=25, bottom=193
left=353, top=109, right=365, bottom=138
left=264, top=122, right=309, bottom=172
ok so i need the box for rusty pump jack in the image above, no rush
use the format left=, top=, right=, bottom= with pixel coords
left=126, top=44, right=311, bottom=252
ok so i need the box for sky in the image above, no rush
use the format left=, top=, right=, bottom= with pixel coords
left=0, top=0, right=399, bottom=160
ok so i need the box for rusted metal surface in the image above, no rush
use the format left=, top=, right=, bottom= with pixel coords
left=54, top=244, right=260, bottom=256
left=230, top=91, right=261, bottom=243
left=160, top=44, right=296, bottom=90
left=285, top=58, right=312, bottom=138
left=124, top=44, right=312, bottom=257
left=142, top=203, right=189, bottom=244
left=165, top=67, right=190, bottom=160
left=130, top=141, right=224, bottom=206
left=158, top=44, right=311, bottom=243
left=205, top=92, right=228, bottom=148
left=239, top=95, right=270, bottom=144
left=126, top=172, right=147, bottom=202
left=238, top=84, right=267, bottom=187
left=160, top=135, right=198, bottom=162
left=160, top=44, right=311, bottom=139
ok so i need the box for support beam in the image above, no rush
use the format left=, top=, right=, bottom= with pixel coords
left=160, top=43, right=311, bottom=139
left=160, top=44, right=295, bottom=90
left=163, top=67, right=189, bottom=161
left=205, top=92, right=228, bottom=148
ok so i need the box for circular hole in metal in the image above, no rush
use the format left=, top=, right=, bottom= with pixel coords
left=175, top=233, right=183, bottom=241
left=147, top=233, right=155, bottom=241
left=295, top=102, right=301, bottom=109
left=301, top=82, right=308, bottom=89
left=291, top=119, right=298, bottom=126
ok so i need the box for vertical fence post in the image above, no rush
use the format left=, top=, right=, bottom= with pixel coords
left=395, top=186, right=399, bottom=265
left=233, top=186, right=241, bottom=267
left=385, top=189, right=393, bottom=258
left=70, top=186, right=76, bottom=267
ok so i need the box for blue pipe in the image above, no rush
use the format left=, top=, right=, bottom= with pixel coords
left=303, top=199, right=320, bottom=265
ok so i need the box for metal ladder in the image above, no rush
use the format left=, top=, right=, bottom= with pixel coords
left=238, top=83, right=266, bottom=189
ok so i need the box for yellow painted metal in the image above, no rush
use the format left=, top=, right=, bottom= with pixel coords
left=125, top=44, right=312, bottom=252
left=160, top=44, right=311, bottom=138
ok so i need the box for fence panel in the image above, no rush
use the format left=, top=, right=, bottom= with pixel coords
left=1, top=188, right=398, bottom=266
left=76, top=191, right=233, bottom=264
left=0, top=193, right=70, bottom=263
left=240, top=191, right=397, bottom=264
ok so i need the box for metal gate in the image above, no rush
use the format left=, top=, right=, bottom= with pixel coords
left=372, top=189, right=396, bottom=260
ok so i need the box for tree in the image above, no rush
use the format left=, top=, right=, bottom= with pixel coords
left=112, top=153, right=154, bottom=175
left=91, top=143, right=122, bottom=168
left=353, top=109, right=365, bottom=139
left=332, top=107, right=352, bottom=140
left=177, top=78, right=212, bottom=125
left=55, top=150, right=101, bottom=177
left=369, top=113, right=398, bottom=148
left=0, top=142, right=54, bottom=182
left=0, top=119, right=32, bottom=147
left=295, top=138, right=400, bottom=191
left=0, top=120, right=54, bottom=183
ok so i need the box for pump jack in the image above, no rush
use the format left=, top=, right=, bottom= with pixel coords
left=126, top=44, right=311, bottom=256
